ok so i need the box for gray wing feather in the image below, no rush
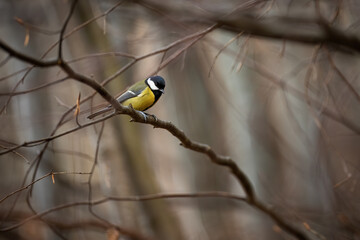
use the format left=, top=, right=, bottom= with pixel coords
left=116, top=90, right=138, bottom=103
left=87, top=85, right=144, bottom=119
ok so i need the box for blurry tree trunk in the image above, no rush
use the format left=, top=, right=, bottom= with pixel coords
left=169, top=46, right=239, bottom=239
left=71, top=2, right=185, bottom=239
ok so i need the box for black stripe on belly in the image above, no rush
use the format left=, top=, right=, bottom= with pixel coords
left=144, top=90, right=163, bottom=111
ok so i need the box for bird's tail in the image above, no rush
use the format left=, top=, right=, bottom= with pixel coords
left=87, top=107, right=113, bottom=119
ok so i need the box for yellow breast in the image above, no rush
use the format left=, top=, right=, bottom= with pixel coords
left=122, top=87, right=155, bottom=111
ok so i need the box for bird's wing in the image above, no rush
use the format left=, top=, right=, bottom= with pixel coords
left=116, top=80, right=146, bottom=103
left=87, top=88, right=139, bottom=119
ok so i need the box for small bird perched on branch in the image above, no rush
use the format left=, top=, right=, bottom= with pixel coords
left=87, top=76, right=165, bottom=119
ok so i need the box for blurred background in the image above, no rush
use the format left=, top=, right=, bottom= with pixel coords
left=0, top=0, right=359, bottom=239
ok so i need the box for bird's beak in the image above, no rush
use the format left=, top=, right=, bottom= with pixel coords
left=160, top=89, right=164, bottom=94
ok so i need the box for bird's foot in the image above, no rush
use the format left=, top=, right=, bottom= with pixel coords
left=130, top=110, right=157, bottom=123
left=138, top=111, right=148, bottom=122
left=147, top=113, right=158, bottom=122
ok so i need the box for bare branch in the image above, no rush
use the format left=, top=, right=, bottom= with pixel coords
left=0, top=171, right=90, bottom=205
left=58, top=0, right=78, bottom=60
left=1, top=191, right=246, bottom=232
left=0, top=40, right=58, bottom=67
left=0, top=77, right=69, bottom=96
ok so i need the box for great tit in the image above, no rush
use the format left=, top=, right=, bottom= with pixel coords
left=87, top=76, right=165, bottom=119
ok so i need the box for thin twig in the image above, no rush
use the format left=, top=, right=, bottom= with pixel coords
left=1, top=191, right=246, bottom=232
left=0, top=171, right=90, bottom=205
left=0, top=77, right=69, bottom=96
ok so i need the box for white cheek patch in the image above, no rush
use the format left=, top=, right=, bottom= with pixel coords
left=147, top=78, right=159, bottom=91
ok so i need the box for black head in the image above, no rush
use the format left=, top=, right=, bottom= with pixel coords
left=146, top=76, right=165, bottom=93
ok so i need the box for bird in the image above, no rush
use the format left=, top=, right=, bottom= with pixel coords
left=87, top=76, right=165, bottom=119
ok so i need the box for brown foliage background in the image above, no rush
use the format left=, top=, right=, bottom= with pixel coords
left=0, top=0, right=359, bottom=239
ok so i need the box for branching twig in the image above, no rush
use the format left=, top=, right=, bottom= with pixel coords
left=0, top=171, right=90, bottom=205
left=326, top=49, right=360, bottom=103
left=0, top=77, right=69, bottom=96
left=0, top=112, right=116, bottom=156
left=0, top=40, right=58, bottom=67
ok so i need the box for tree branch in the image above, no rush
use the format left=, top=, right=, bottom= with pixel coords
left=0, top=40, right=58, bottom=67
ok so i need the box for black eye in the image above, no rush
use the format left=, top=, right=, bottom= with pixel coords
left=156, top=81, right=165, bottom=89
left=150, top=76, right=165, bottom=90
